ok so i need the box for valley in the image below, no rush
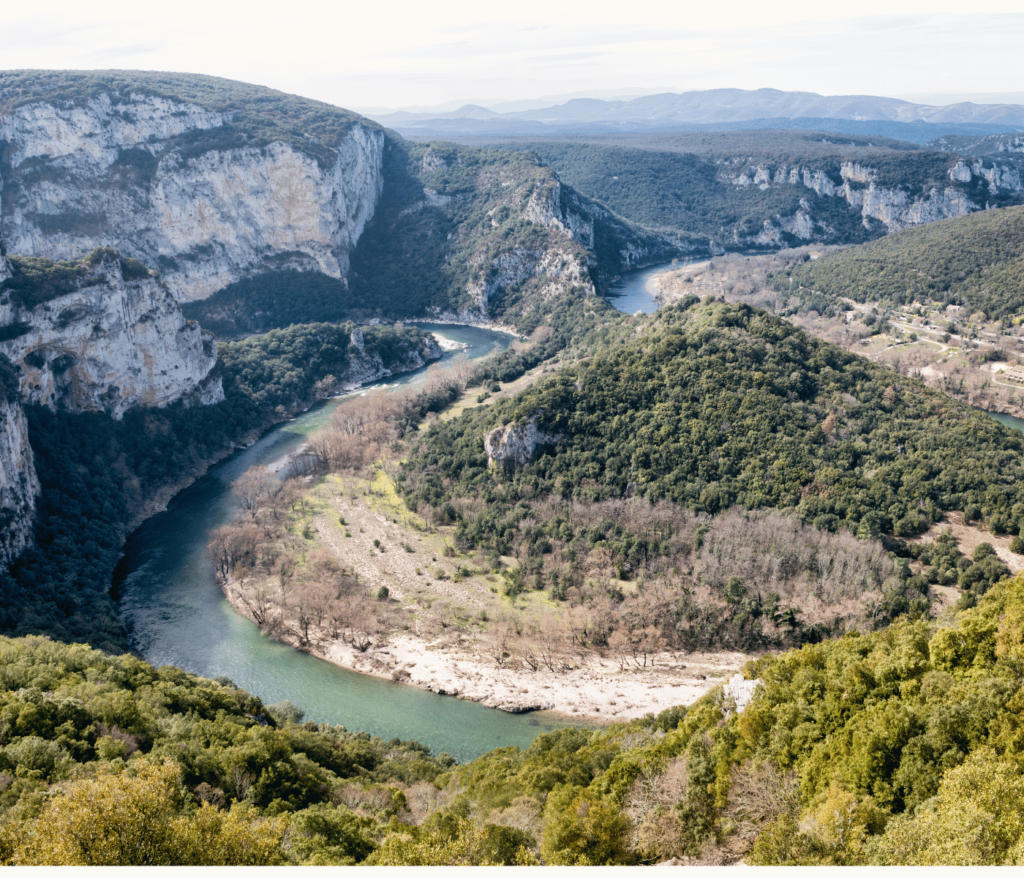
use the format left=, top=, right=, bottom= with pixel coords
left=3, top=70, right=1024, bottom=865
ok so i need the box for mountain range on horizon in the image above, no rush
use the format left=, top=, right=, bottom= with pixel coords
left=366, top=87, right=1024, bottom=143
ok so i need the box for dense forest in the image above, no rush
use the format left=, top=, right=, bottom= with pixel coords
left=0, top=322, right=439, bottom=651
left=776, top=204, right=1024, bottom=319
left=391, top=299, right=1024, bottom=647
left=403, top=299, right=1024, bottom=536
left=181, top=271, right=365, bottom=338
left=3, top=571, right=1024, bottom=864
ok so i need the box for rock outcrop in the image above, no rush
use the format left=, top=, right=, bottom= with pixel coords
left=337, top=331, right=442, bottom=391
left=723, top=156, right=1024, bottom=246
left=484, top=412, right=560, bottom=469
left=0, top=251, right=219, bottom=417
left=723, top=673, right=762, bottom=714
left=0, top=92, right=384, bottom=301
left=0, top=396, right=39, bottom=566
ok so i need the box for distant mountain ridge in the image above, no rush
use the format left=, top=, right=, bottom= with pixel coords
left=370, top=88, right=1024, bottom=142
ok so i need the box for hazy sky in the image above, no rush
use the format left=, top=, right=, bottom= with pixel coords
left=2, top=0, right=1022, bottom=112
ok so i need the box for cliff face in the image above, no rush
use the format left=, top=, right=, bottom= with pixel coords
left=0, top=396, right=38, bottom=567
left=484, top=412, right=560, bottom=469
left=0, top=253, right=219, bottom=417
left=0, top=93, right=384, bottom=301
left=725, top=156, right=1023, bottom=247
left=339, top=326, right=442, bottom=390
left=350, top=140, right=685, bottom=329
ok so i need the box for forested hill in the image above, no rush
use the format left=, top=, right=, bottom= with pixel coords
left=776, top=204, right=1024, bottom=318
left=422, top=134, right=1024, bottom=250
left=402, top=298, right=1024, bottom=540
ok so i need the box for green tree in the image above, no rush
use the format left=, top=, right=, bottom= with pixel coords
left=12, top=759, right=286, bottom=865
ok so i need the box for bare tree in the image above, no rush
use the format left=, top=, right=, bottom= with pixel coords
left=232, top=466, right=277, bottom=519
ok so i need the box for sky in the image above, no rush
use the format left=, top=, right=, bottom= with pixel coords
left=2, top=1, right=1023, bottom=113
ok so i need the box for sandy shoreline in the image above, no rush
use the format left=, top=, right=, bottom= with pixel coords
left=223, top=568, right=751, bottom=725
left=323, top=635, right=751, bottom=725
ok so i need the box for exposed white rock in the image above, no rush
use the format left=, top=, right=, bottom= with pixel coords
left=801, top=168, right=838, bottom=198
left=950, top=160, right=974, bottom=183
left=421, top=148, right=448, bottom=171
left=723, top=673, right=762, bottom=714
left=0, top=93, right=225, bottom=168
left=722, top=159, right=995, bottom=240
left=997, top=137, right=1024, bottom=154
left=0, top=93, right=384, bottom=302
left=0, top=397, right=39, bottom=566
left=484, top=412, right=560, bottom=468
left=840, top=162, right=877, bottom=184
left=0, top=254, right=219, bottom=417
left=754, top=202, right=822, bottom=247
left=336, top=333, right=442, bottom=391
left=522, top=180, right=600, bottom=251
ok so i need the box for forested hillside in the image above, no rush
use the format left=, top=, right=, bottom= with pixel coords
left=404, top=299, right=1024, bottom=536
left=432, top=134, right=1024, bottom=249
left=345, top=139, right=679, bottom=330
left=395, top=299, right=1024, bottom=646
left=777, top=204, right=1024, bottom=318
left=5, top=572, right=1024, bottom=865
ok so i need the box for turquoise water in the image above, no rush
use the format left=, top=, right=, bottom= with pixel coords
left=117, top=324, right=579, bottom=762
left=985, top=411, right=1024, bottom=434
left=604, top=259, right=704, bottom=314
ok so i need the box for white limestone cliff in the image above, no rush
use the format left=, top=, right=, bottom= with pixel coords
left=723, top=157, right=1023, bottom=243
left=0, top=397, right=39, bottom=566
left=0, top=254, right=219, bottom=418
left=0, top=93, right=384, bottom=301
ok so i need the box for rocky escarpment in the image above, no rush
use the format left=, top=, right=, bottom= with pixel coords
left=339, top=326, right=442, bottom=390
left=484, top=412, right=560, bottom=469
left=725, top=157, right=1023, bottom=247
left=0, top=91, right=384, bottom=301
left=354, top=140, right=686, bottom=330
left=0, top=250, right=219, bottom=417
left=446, top=173, right=682, bottom=318
left=0, top=395, right=38, bottom=566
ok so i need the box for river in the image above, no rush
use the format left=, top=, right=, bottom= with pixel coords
left=117, top=324, right=578, bottom=762
left=604, top=259, right=702, bottom=314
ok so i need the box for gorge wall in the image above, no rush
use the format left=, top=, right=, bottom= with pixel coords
left=0, top=251, right=220, bottom=417
left=0, top=92, right=384, bottom=301
left=724, top=157, right=1024, bottom=247
left=0, top=395, right=38, bottom=567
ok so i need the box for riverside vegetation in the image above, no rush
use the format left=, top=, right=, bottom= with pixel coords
left=0, top=322, right=440, bottom=651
